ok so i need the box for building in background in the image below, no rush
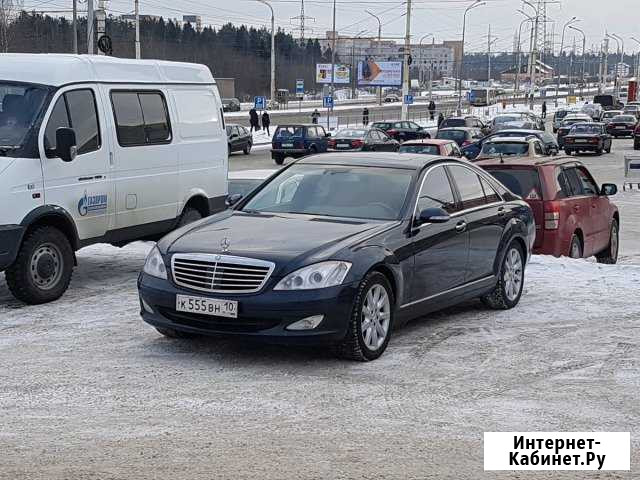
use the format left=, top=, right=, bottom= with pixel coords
left=613, top=63, right=631, bottom=78
left=499, top=60, right=554, bottom=84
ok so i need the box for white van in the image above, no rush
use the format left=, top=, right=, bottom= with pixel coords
left=0, top=54, right=228, bottom=304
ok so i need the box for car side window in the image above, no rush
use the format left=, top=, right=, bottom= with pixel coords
left=563, top=167, right=585, bottom=196
left=448, top=165, right=488, bottom=211
left=111, top=91, right=172, bottom=147
left=480, top=176, right=501, bottom=203
left=451, top=144, right=461, bottom=157
left=575, top=167, right=599, bottom=196
left=556, top=168, right=572, bottom=199
left=534, top=141, right=544, bottom=155
left=317, top=126, right=326, bottom=137
left=409, top=122, right=420, bottom=130
left=44, top=88, right=100, bottom=158
left=417, top=166, right=457, bottom=214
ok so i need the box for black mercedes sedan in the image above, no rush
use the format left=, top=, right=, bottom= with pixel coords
left=138, top=154, right=535, bottom=361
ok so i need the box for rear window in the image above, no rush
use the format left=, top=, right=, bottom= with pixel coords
left=441, top=119, right=465, bottom=128
left=275, top=126, right=305, bottom=138
left=436, top=129, right=466, bottom=141
left=570, top=124, right=601, bottom=134
left=336, top=129, right=366, bottom=138
left=484, top=167, right=542, bottom=200
left=481, top=142, right=529, bottom=156
left=399, top=144, right=440, bottom=155
left=613, top=116, right=637, bottom=123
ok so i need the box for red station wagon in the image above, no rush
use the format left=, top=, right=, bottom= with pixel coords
left=476, top=157, right=619, bottom=263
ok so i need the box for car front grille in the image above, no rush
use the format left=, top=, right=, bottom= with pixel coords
left=171, top=254, right=275, bottom=294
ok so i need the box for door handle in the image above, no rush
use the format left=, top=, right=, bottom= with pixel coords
left=455, top=221, right=467, bottom=233
left=573, top=205, right=580, bottom=212
left=497, top=207, right=506, bottom=217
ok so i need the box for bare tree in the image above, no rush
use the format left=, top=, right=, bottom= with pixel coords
left=0, top=0, right=22, bottom=52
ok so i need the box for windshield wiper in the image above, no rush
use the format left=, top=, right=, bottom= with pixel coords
left=0, top=145, right=19, bottom=156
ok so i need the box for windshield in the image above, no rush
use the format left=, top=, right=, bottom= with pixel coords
left=229, top=179, right=264, bottom=197
left=570, top=124, right=600, bottom=134
left=242, top=164, right=413, bottom=221
left=481, top=142, right=529, bottom=156
left=336, top=129, right=366, bottom=138
left=0, top=82, right=49, bottom=150
left=437, top=130, right=466, bottom=141
left=603, top=111, right=621, bottom=118
left=493, top=115, right=523, bottom=125
left=562, top=119, right=589, bottom=126
left=441, top=119, right=465, bottom=128
left=399, top=144, right=440, bottom=155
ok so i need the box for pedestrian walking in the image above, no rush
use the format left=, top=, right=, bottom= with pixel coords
left=311, top=108, right=320, bottom=125
left=428, top=100, right=436, bottom=121
left=541, top=101, right=547, bottom=119
left=362, top=107, right=369, bottom=126
left=437, top=112, right=445, bottom=129
left=261, top=111, right=271, bottom=136
left=249, top=108, right=260, bottom=133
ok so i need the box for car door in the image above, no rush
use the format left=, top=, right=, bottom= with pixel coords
left=562, top=166, right=597, bottom=256
left=40, top=85, right=114, bottom=241
left=316, top=126, right=328, bottom=151
left=407, top=121, right=421, bottom=140
left=109, top=88, right=178, bottom=230
left=409, top=165, right=468, bottom=304
left=447, top=164, right=506, bottom=282
left=575, top=166, right=610, bottom=253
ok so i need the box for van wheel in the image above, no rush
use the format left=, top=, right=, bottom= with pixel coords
left=569, top=234, right=583, bottom=259
left=5, top=226, right=74, bottom=305
left=335, top=272, right=394, bottom=362
left=273, top=154, right=284, bottom=165
left=480, top=242, right=525, bottom=310
left=596, top=220, right=619, bottom=264
left=243, top=142, right=252, bottom=155
left=177, top=207, right=203, bottom=228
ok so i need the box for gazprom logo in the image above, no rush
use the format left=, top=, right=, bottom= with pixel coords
left=78, top=190, right=108, bottom=217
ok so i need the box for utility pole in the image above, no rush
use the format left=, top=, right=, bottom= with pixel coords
left=603, top=37, right=609, bottom=92
left=330, top=0, right=336, bottom=101
left=401, top=0, right=411, bottom=121
left=134, top=0, right=140, bottom=58
left=487, top=25, right=498, bottom=84
left=72, top=0, right=78, bottom=53
left=95, top=0, right=106, bottom=55
left=528, top=0, right=541, bottom=108
left=516, top=14, right=534, bottom=96
left=366, top=10, right=382, bottom=106
left=569, top=25, right=585, bottom=95
left=87, top=0, right=94, bottom=54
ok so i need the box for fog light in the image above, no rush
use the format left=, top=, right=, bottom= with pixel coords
left=141, top=297, right=154, bottom=314
left=286, top=315, right=324, bottom=331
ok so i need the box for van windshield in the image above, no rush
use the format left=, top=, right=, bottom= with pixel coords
left=0, top=82, right=50, bottom=153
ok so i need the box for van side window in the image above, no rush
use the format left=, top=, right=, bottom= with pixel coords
left=111, top=91, right=172, bottom=146
left=44, top=89, right=100, bottom=158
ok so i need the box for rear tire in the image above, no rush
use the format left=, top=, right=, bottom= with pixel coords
left=595, top=147, right=603, bottom=156
left=480, top=242, right=525, bottom=310
left=569, top=234, right=583, bottom=259
left=596, top=220, right=619, bottom=265
left=177, top=207, right=203, bottom=228
left=243, top=142, right=252, bottom=155
left=273, top=154, right=285, bottom=165
left=335, top=272, right=394, bottom=362
left=5, top=226, right=74, bottom=305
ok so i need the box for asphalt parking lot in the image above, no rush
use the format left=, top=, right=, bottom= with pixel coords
left=1, top=137, right=639, bottom=479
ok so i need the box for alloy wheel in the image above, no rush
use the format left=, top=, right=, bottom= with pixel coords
left=503, top=248, right=523, bottom=302
left=361, top=284, right=391, bottom=351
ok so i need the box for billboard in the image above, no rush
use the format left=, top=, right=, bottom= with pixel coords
left=316, top=63, right=350, bottom=84
left=357, top=59, right=403, bottom=87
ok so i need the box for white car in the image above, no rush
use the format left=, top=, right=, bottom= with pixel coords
left=0, top=54, right=228, bottom=304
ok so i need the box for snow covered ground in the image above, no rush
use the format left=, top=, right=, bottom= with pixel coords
left=0, top=246, right=638, bottom=478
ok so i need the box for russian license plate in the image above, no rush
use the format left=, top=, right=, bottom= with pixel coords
left=337, top=143, right=350, bottom=148
left=176, top=295, right=238, bottom=318
left=575, top=139, right=587, bottom=143
left=282, top=143, right=294, bottom=148
left=616, top=126, right=625, bottom=129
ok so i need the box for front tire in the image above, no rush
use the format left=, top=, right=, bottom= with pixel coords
left=5, top=226, right=74, bottom=305
left=481, top=242, right=525, bottom=310
left=596, top=220, right=619, bottom=264
left=335, top=272, right=394, bottom=361
left=243, top=142, right=252, bottom=155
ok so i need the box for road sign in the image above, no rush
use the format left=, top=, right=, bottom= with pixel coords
left=296, top=79, right=304, bottom=97
left=254, top=96, right=267, bottom=110
left=323, top=96, right=334, bottom=109
left=404, top=94, right=414, bottom=105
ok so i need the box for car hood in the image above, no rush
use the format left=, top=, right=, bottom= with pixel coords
left=166, top=210, right=395, bottom=275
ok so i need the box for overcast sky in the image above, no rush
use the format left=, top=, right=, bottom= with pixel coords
left=29, top=0, right=638, bottom=54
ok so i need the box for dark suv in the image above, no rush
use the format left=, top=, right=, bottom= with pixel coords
left=271, top=124, right=329, bottom=165
left=477, top=157, right=619, bottom=263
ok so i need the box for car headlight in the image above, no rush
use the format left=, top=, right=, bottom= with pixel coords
left=143, top=246, right=167, bottom=280
left=274, top=261, right=352, bottom=291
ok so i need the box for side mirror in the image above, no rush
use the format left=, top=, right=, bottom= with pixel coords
left=225, top=193, right=244, bottom=207
left=415, top=207, right=450, bottom=226
left=600, top=183, right=617, bottom=196
left=56, top=127, right=77, bottom=162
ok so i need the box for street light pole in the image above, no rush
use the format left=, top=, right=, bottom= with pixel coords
left=257, top=0, right=276, bottom=106
left=330, top=0, right=336, bottom=101
left=87, top=0, right=94, bottom=54
left=554, top=17, right=578, bottom=107
left=568, top=25, right=585, bottom=96
left=401, top=0, right=412, bottom=121
left=419, top=33, right=433, bottom=89
left=606, top=33, right=621, bottom=99
left=366, top=10, right=382, bottom=106
left=515, top=13, right=534, bottom=97
left=134, top=0, right=140, bottom=59
left=457, top=1, right=485, bottom=115
left=631, top=37, right=640, bottom=78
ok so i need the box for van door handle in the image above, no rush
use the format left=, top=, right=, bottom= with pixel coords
left=78, top=176, right=94, bottom=182
left=497, top=207, right=506, bottom=216
left=455, top=221, right=467, bottom=233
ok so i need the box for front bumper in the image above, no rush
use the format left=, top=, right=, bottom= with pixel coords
left=138, top=273, right=357, bottom=345
left=271, top=148, right=308, bottom=157
left=0, top=224, right=25, bottom=271
left=533, top=230, right=569, bottom=257
left=564, top=141, right=601, bottom=151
